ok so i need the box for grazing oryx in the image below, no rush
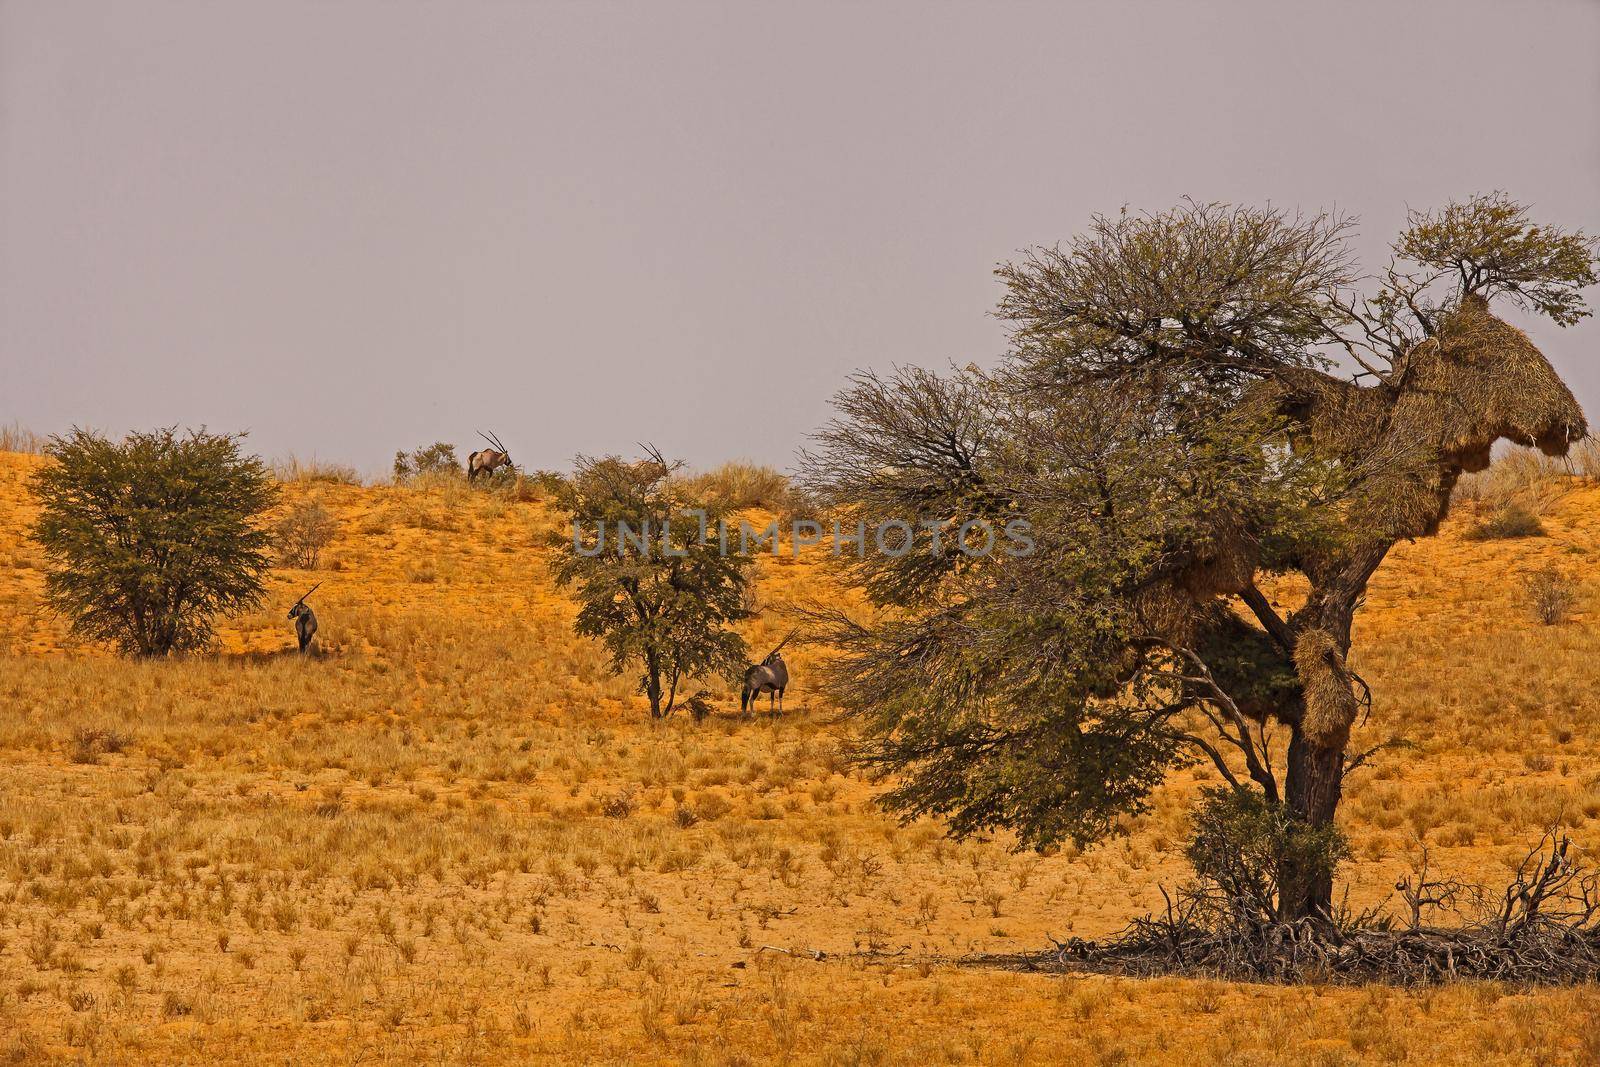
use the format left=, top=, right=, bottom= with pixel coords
left=467, top=430, right=514, bottom=483
left=287, top=582, right=321, bottom=655
left=740, top=632, right=795, bottom=715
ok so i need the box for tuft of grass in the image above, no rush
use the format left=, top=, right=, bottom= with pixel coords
left=1452, top=446, right=1569, bottom=511
left=675, top=462, right=811, bottom=517
left=272, top=454, right=364, bottom=485
left=68, top=727, right=130, bottom=765
left=0, top=422, right=45, bottom=454
left=600, top=788, right=637, bottom=819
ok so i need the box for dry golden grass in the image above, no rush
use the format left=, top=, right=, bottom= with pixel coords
left=0, top=423, right=45, bottom=455
left=3, top=447, right=1600, bottom=1063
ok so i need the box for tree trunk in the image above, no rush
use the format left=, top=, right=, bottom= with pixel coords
left=1276, top=542, right=1385, bottom=922
left=1280, top=727, right=1344, bottom=921
left=644, top=650, right=664, bottom=718
left=664, top=666, right=680, bottom=717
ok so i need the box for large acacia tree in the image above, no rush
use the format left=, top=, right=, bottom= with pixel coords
left=801, top=195, right=1596, bottom=921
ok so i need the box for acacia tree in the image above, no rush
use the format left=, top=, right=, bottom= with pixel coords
left=801, top=195, right=1597, bottom=922
left=32, top=427, right=278, bottom=657
left=554, top=450, right=751, bottom=718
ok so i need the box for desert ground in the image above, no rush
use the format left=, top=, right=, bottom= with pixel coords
left=2, top=445, right=1599, bottom=1064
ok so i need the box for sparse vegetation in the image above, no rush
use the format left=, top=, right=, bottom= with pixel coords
left=2, top=443, right=1600, bottom=1061
left=0, top=421, right=45, bottom=454
left=271, top=454, right=363, bottom=485
left=1525, top=566, right=1577, bottom=625
left=677, top=462, right=811, bottom=518
left=274, top=498, right=338, bottom=569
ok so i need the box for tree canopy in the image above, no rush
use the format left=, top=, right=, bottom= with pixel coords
left=31, top=427, right=278, bottom=657
left=554, top=450, right=752, bottom=718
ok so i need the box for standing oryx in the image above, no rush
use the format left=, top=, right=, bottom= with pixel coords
left=740, top=632, right=794, bottom=715
left=287, top=582, right=321, bottom=655
left=467, top=431, right=514, bottom=484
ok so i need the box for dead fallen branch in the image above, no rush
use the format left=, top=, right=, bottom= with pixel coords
left=998, top=825, right=1600, bottom=986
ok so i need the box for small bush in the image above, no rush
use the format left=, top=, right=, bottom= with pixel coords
left=1463, top=504, right=1545, bottom=541
left=1185, top=787, right=1348, bottom=925
left=522, top=469, right=571, bottom=499
left=1524, top=566, right=1576, bottom=625
left=600, top=789, right=637, bottom=819
left=394, top=442, right=460, bottom=484
left=467, top=465, right=524, bottom=495
left=275, top=499, right=337, bottom=569
left=682, top=690, right=714, bottom=724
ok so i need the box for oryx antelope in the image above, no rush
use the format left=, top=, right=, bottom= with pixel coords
left=740, top=632, right=795, bottom=715
left=287, top=582, right=321, bottom=655
left=467, top=431, right=514, bottom=483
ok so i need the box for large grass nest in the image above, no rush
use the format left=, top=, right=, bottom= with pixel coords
left=984, top=828, right=1600, bottom=987
left=1254, top=297, right=1587, bottom=543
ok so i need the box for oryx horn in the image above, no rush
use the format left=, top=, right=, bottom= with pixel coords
left=767, top=630, right=798, bottom=658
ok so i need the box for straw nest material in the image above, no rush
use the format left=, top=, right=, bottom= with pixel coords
left=1260, top=297, right=1586, bottom=544
left=1146, top=300, right=1587, bottom=731
left=1293, top=627, right=1359, bottom=747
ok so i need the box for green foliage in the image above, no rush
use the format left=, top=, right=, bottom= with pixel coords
left=393, top=442, right=460, bottom=483
left=553, top=451, right=751, bottom=718
left=1396, top=192, right=1598, bottom=327
left=1185, top=787, right=1348, bottom=925
left=31, top=428, right=277, bottom=657
left=522, top=469, right=572, bottom=498
left=802, top=368, right=1342, bottom=849
left=1463, top=504, right=1546, bottom=541
left=995, top=200, right=1357, bottom=386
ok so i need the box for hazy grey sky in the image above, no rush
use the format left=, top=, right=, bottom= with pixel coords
left=3, top=0, right=1597, bottom=475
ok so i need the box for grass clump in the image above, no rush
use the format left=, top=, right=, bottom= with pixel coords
left=0, top=422, right=45, bottom=454
left=68, top=727, right=130, bottom=765
left=1463, top=504, right=1545, bottom=541
left=273, top=455, right=363, bottom=485
left=676, top=462, right=812, bottom=518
